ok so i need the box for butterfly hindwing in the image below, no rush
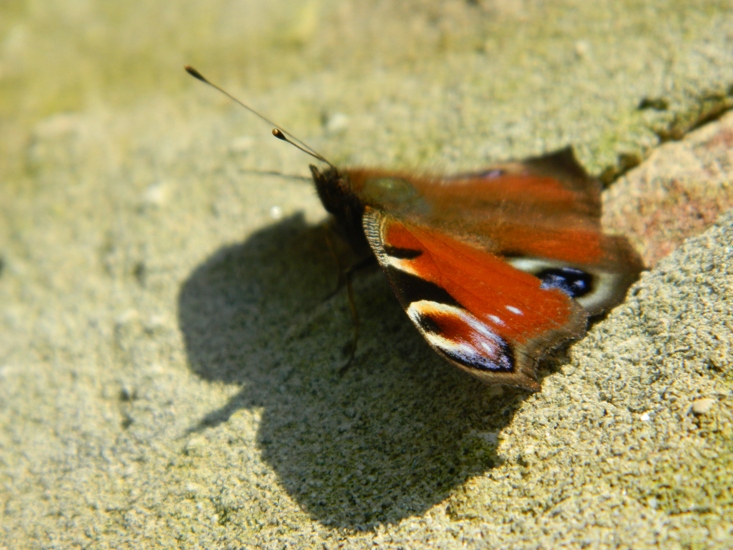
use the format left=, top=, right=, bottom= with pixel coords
left=362, top=208, right=589, bottom=391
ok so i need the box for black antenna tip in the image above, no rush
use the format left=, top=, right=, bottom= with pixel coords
left=184, top=65, right=207, bottom=83
left=272, top=128, right=287, bottom=141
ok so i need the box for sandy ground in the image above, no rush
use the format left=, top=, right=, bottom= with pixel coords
left=1, top=1, right=732, bottom=547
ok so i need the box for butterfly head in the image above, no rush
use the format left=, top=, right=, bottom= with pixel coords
left=309, top=164, right=370, bottom=251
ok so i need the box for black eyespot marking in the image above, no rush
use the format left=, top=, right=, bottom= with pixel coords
left=537, top=267, right=593, bottom=298
left=500, top=250, right=528, bottom=259
left=384, top=246, right=422, bottom=260
left=440, top=339, right=515, bottom=373
left=388, top=269, right=462, bottom=309
left=412, top=311, right=442, bottom=335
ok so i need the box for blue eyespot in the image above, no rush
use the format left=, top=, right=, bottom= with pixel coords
left=537, top=267, right=593, bottom=298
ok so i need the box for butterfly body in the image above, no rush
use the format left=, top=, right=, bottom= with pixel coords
left=311, top=148, right=643, bottom=391
left=183, top=65, right=642, bottom=392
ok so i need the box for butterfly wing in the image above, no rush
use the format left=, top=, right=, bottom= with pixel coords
left=362, top=208, right=588, bottom=391
left=314, top=148, right=642, bottom=390
left=347, top=148, right=643, bottom=317
left=416, top=148, right=644, bottom=315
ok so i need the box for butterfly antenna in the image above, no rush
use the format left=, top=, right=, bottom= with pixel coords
left=185, top=65, right=335, bottom=168
left=270, top=129, right=332, bottom=167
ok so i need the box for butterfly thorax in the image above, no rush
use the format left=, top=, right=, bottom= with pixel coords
left=310, top=165, right=434, bottom=253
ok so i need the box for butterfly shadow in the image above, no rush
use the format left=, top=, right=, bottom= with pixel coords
left=178, top=213, right=533, bottom=529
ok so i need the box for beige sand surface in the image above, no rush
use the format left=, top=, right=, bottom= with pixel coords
left=1, top=1, right=731, bottom=547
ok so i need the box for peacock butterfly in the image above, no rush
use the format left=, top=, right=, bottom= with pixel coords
left=185, top=66, right=644, bottom=392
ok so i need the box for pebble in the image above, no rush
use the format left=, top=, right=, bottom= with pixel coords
left=691, top=398, right=715, bottom=415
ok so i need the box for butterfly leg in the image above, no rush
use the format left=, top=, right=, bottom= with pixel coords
left=321, top=226, right=346, bottom=299
left=321, top=226, right=375, bottom=295
left=336, top=256, right=380, bottom=374
left=319, top=226, right=378, bottom=374
left=338, top=270, right=360, bottom=375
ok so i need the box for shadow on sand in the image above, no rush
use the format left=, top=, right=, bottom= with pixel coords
left=178, top=214, right=532, bottom=529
